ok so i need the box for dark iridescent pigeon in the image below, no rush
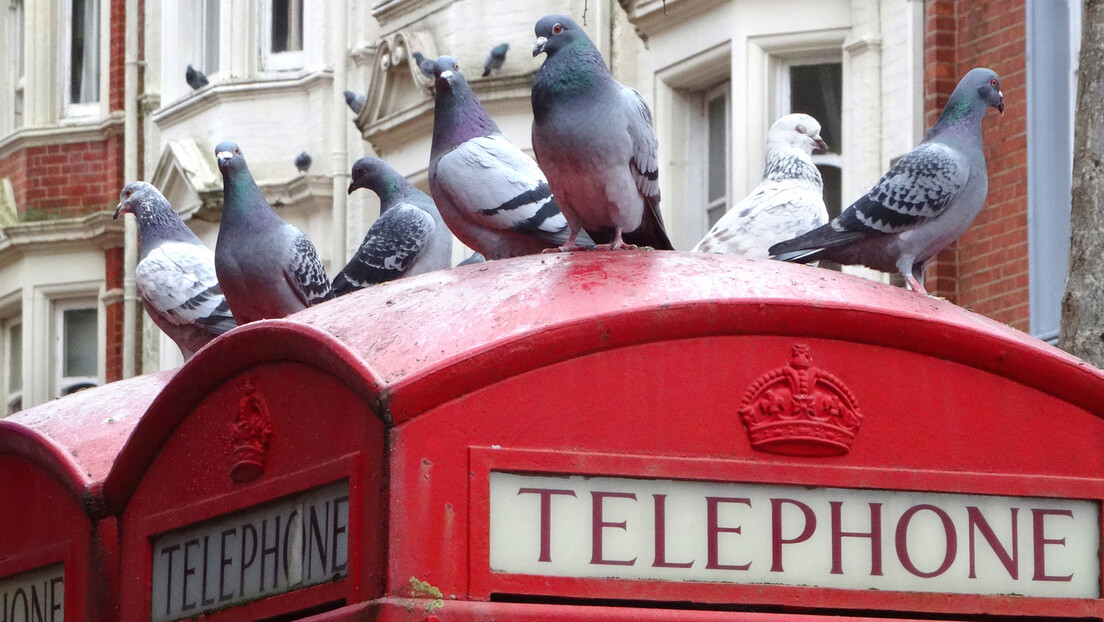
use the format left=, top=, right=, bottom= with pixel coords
left=428, top=56, right=589, bottom=259
left=482, top=43, right=509, bottom=77
left=343, top=90, right=366, bottom=114
left=114, top=182, right=235, bottom=359
left=186, top=65, right=209, bottom=90
left=695, top=114, right=829, bottom=258
left=769, top=68, right=1004, bottom=294
left=531, top=15, right=673, bottom=251
left=214, top=141, right=334, bottom=323
left=334, top=157, right=453, bottom=295
left=412, top=52, right=435, bottom=78
left=294, top=151, right=312, bottom=173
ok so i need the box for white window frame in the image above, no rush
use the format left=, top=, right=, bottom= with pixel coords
left=52, top=298, right=99, bottom=398
left=702, top=82, right=732, bottom=231
left=60, top=0, right=104, bottom=119
left=261, top=0, right=305, bottom=71
left=774, top=54, right=844, bottom=184
left=8, top=0, right=25, bottom=131
left=4, top=317, right=21, bottom=416
left=183, top=0, right=221, bottom=78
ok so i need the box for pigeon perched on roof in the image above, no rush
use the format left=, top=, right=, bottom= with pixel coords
left=457, top=252, right=485, bottom=266
left=214, top=141, right=334, bottom=323
left=344, top=90, right=366, bottom=114
left=531, top=15, right=673, bottom=251
left=294, top=151, right=312, bottom=173
left=769, top=68, right=1004, bottom=294
left=114, top=182, right=235, bottom=359
left=185, top=65, right=209, bottom=90
left=333, top=157, right=453, bottom=295
left=428, top=56, right=589, bottom=259
left=482, top=43, right=509, bottom=77
left=412, top=51, right=436, bottom=78
left=695, top=114, right=829, bottom=258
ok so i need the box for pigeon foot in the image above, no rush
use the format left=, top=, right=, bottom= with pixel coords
left=904, top=273, right=929, bottom=296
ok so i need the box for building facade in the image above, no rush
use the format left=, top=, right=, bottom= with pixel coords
left=0, top=0, right=1085, bottom=415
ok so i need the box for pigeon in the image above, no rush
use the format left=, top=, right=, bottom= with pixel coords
left=344, top=90, right=366, bottom=114
left=457, top=252, right=485, bottom=266
left=114, top=182, right=236, bottom=359
left=412, top=51, right=436, bottom=78
left=482, top=43, right=509, bottom=77
left=294, top=151, right=312, bottom=173
left=531, top=15, right=673, bottom=251
left=214, top=141, right=334, bottom=323
left=694, top=114, right=829, bottom=258
left=185, top=64, right=209, bottom=90
left=769, top=68, right=1004, bottom=294
left=428, top=56, right=590, bottom=259
left=333, top=157, right=453, bottom=295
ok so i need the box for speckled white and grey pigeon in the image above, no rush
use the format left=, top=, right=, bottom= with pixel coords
left=412, top=52, right=435, bottom=78
left=333, top=157, right=453, bottom=296
left=214, top=141, right=334, bottom=323
left=695, top=114, right=829, bottom=258
left=769, top=68, right=1004, bottom=294
left=483, top=43, right=509, bottom=77
left=531, top=15, right=673, bottom=251
left=114, top=182, right=236, bottom=359
left=429, top=56, right=590, bottom=259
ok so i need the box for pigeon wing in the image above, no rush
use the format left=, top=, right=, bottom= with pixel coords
left=285, top=228, right=335, bottom=306
left=332, top=203, right=436, bottom=294
left=434, top=134, right=569, bottom=243
left=136, top=243, right=236, bottom=335
left=696, top=183, right=827, bottom=257
left=620, top=86, right=673, bottom=250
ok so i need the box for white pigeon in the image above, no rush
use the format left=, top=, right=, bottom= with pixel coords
left=694, top=114, right=829, bottom=258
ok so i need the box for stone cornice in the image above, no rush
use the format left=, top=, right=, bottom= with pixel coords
left=371, top=0, right=442, bottom=28
left=151, top=70, right=335, bottom=128
left=619, top=0, right=729, bottom=41
left=189, top=174, right=334, bottom=224
left=0, top=115, right=125, bottom=161
left=0, top=212, right=126, bottom=265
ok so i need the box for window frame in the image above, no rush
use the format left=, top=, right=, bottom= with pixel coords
left=60, top=0, right=104, bottom=119
left=702, top=82, right=732, bottom=231
left=52, top=297, right=100, bottom=399
left=4, top=317, right=21, bottom=416
left=8, top=0, right=25, bottom=131
left=260, top=0, right=305, bottom=71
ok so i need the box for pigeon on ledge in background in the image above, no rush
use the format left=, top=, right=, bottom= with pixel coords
left=483, top=43, right=510, bottom=77
left=334, top=157, right=453, bottom=295
left=186, top=65, right=209, bottom=90
left=294, top=151, right=312, bottom=174
left=412, top=51, right=436, bottom=78
left=344, top=90, right=366, bottom=114
left=428, top=56, right=591, bottom=259
left=214, top=141, right=334, bottom=323
left=695, top=114, right=829, bottom=258
left=531, top=15, right=673, bottom=251
left=114, top=182, right=236, bottom=359
left=769, top=68, right=1004, bottom=295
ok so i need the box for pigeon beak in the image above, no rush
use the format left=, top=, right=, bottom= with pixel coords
left=215, top=150, right=234, bottom=164
left=533, top=36, right=547, bottom=57
left=347, top=178, right=363, bottom=195
left=997, top=92, right=1004, bottom=115
left=113, top=202, right=124, bottom=220
left=813, top=136, right=829, bottom=152
left=439, top=69, right=453, bottom=80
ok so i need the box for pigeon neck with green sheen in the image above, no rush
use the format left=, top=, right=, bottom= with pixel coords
left=374, top=174, right=415, bottom=210
left=532, top=38, right=607, bottom=118
left=926, top=91, right=987, bottom=142
left=221, top=162, right=279, bottom=225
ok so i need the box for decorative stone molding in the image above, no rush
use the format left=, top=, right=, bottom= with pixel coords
left=619, top=0, right=728, bottom=41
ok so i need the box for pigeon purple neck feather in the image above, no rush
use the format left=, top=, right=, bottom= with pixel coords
left=431, top=76, right=500, bottom=159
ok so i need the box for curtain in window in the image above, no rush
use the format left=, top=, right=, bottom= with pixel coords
left=70, top=0, right=100, bottom=104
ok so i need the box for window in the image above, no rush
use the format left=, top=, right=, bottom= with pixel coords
left=9, top=0, right=25, bottom=128
left=5, top=320, right=20, bottom=416
left=63, top=0, right=100, bottom=116
left=703, top=83, right=731, bottom=229
left=262, top=0, right=304, bottom=70
left=782, top=61, right=842, bottom=219
left=54, top=301, right=98, bottom=397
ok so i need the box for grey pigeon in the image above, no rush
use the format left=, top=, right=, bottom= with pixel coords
left=214, top=141, right=334, bottom=323
left=185, top=64, right=209, bottom=90
left=114, top=182, right=236, bottom=359
left=343, top=90, right=366, bottom=114
left=334, top=157, right=453, bottom=295
left=412, top=52, right=435, bottom=78
left=428, top=56, right=590, bottom=259
left=769, top=68, right=1004, bottom=294
left=531, top=15, right=673, bottom=251
left=482, top=43, right=509, bottom=77
left=457, top=252, right=485, bottom=266
left=294, top=151, right=312, bottom=173
left=695, top=114, right=829, bottom=258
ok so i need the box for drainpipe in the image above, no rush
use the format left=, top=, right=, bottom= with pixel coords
left=122, top=0, right=140, bottom=377
left=331, top=0, right=350, bottom=266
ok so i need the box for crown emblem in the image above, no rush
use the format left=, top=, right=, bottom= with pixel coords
left=737, top=344, right=862, bottom=456
left=229, top=379, right=273, bottom=483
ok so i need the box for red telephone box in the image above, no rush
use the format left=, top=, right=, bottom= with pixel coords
left=0, top=370, right=175, bottom=622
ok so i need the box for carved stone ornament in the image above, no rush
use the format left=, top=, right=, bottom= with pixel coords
left=737, top=344, right=862, bottom=456
left=229, top=379, right=273, bottom=483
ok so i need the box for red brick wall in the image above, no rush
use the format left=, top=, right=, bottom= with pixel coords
left=923, top=0, right=1030, bottom=331
left=0, top=132, right=125, bottom=219
left=109, top=0, right=126, bottom=112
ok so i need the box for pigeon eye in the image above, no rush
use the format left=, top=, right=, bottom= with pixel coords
left=234, top=148, right=239, bottom=154
left=453, top=63, right=459, bottom=70
left=795, top=125, right=806, bottom=135
left=125, top=190, right=132, bottom=198
left=989, top=78, right=998, bottom=88
left=552, top=23, right=563, bottom=35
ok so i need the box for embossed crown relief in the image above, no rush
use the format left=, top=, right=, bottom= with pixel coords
left=737, top=344, right=862, bottom=457
left=229, top=378, right=273, bottom=483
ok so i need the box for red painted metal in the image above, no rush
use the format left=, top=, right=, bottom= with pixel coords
left=0, top=370, right=175, bottom=622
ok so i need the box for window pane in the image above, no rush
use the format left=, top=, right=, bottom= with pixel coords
left=69, top=0, right=100, bottom=104
left=14, top=0, right=25, bottom=79
left=790, top=63, right=841, bottom=151
left=8, top=324, right=21, bottom=394
left=707, top=94, right=727, bottom=203
left=205, top=0, right=220, bottom=73
left=63, top=308, right=97, bottom=377
left=707, top=204, right=727, bottom=228
left=272, top=0, right=303, bottom=53
left=818, top=164, right=842, bottom=219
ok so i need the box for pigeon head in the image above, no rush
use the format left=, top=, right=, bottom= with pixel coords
left=432, top=56, right=463, bottom=90
left=114, top=181, right=162, bottom=221
left=348, top=157, right=408, bottom=199
left=966, top=67, right=1004, bottom=114
left=214, top=141, right=248, bottom=176
left=931, top=68, right=1004, bottom=134
left=492, top=43, right=510, bottom=57
left=769, top=113, right=828, bottom=154
left=533, top=15, right=588, bottom=57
